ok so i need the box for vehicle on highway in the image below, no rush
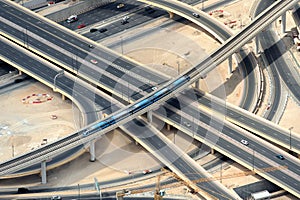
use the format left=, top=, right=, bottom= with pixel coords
left=117, top=3, right=124, bottom=8
left=192, top=12, right=200, bottom=18
left=66, top=15, right=78, bottom=23
left=121, top=20, right=128, bottom=25
left=143, top=169, right=152, bottom=174
left=90, top=59, right=98, bottom=64
left=123, top=16, right=130, bottom=21
left=77, top=23, right=86, bottom=29
left=151, top=86, right=157, bottom=90
left=51, top=196, right=62, bottom=200
left=90, top=28, right=98, bottom=33
left=240, top=139, right=249, bottom=145
left=99, top=28, right=108, bottom=33
left=276, top=154, right=285, bottom=160
left=184, top=121, right=191, bottom=127
left=88, top=44, right=94, bottom=48
left=145, top=6, right=155, bottom=14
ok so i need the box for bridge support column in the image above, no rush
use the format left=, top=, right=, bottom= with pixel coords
left=281, top=12, right=286, bottom=34
left=168, top=11, right=174, bottom=19
left=147, top=110, right=153, bottom=123
left=62, top=94, right=65, bottom=101
left=116, top=191, right=124, bottom=200
left=89, top=140, right=96, bottom=162
left=210, top=148, right=215, bottom=155
left=41, top=161, right=47, bottom=184
left=18, top=70, right=22, bottom=75
left=195, top=80, right=200, bottom=89
left=166, top=123, right=171, bottom=131
left=255, top=36, right=260, bottom=54
left=228, top=55, right=232, bottom=75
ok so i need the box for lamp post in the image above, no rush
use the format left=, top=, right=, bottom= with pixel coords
left=78, top=183, right=80, bottom=200
left=53, top=70, right=64, bottom=91
left=177, top=61, right=180, bottom=75
left=252, top=148, right=255, bottom=171
left=289, top=127, right=293, bottom=150
left=120, top=36, right=124, bottom=55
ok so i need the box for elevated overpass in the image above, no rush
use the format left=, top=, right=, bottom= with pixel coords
left=0, top=0, right=298, bottom=155
left=0, top=0, right=299, bottom=198
left=0, top=37, right=237, bottom=200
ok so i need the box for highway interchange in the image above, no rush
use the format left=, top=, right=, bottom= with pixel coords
left=0, top=0, right=300, bottom=199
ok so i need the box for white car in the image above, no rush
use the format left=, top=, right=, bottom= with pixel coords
left=192, top=12, right=200, bottom=18
left=142, top=169, right=152, bottom=174
left=66, top=15, right=78, bottom=23
left=240, top=139, right=249, bottom=145
left=90, top=59, right=98, bottom=64
left=123, top=16, right=130, bottom=21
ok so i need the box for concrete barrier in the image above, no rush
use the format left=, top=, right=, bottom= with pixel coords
left=45, top=0, right=115, bottom=22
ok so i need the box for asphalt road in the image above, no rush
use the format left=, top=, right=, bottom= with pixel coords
left=1, top=0, right=298, bottom=198
left=156, top=95, right=300, bottom=195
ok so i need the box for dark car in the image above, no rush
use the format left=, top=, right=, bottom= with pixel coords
left=276, top=155, right=285, bottom=160
left=90, top=28, right=98, bottom=33
left=99, top=28, right=107, bottom=33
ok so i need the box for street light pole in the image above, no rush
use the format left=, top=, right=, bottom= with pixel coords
left=177, top=61, right=180, bottom=75
left=289, top=127, right=293, bottom=150
left=53, top=70, right=64, bottom=91
left=252, top=148, right=255, bottom=171
left=78, top=184, right=80, bottom=200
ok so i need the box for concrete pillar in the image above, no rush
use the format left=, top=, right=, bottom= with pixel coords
left=62, top=94, right=65, bottom=101
left=168, top=11, right=174, bottom=18
left=147, top=110, right=153, bottom=123
left=281, top=12, right=286, bottom=34
left=228, top=55, right=232, bottom=75
left=255, top=36, right=259, bottom=55
left=210, top=148, right=215, bottom=155
left=18, top=70, right=22, bottom=75
left=89, top=140, right=96, bottom=162
left=195, top=80, right=200, bottom=89
left=116, top=192, right=124, bottom=200
left=41, top=161, right=47, bottom=184
left=166, top=123, right=171, bottom=131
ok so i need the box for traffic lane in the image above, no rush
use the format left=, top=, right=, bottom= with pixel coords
left=165, top=96, right=300, bottom=175
left=83, top=7, right=167, bottom=41
left=0, top=21, right=156, bottom=96
left=237, top=49, right=256, bottom=110
left=123, top=119, right=234, bottom=199
left=181, top=89, right=300, bottom=150
left=84, top=8, right=166, bottom=41
left=0, top=18, right=166, bottom=89
left=266, top=30, right=300, bottom=102
left=155, top=106, right=300, bottom=192
left=58, top=0, right=143, bottom=30
left=0, top=1, right=167, bottom=85
left=258, top=31, right=282, bottom=121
